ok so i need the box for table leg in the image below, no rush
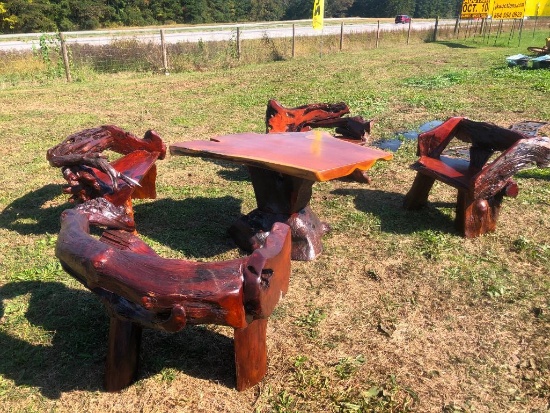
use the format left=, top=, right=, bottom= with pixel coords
left=228, top=166, right=329, bottom=261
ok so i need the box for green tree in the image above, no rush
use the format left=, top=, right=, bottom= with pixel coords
left=283, top=0, right=310, bottom=20
left=183, top=0, right=209, bottom=23
left=3, top=0, right=57, bottom=32
left=249, top=0, right=285, bottom=21
left=325, top=0, right=354, bottom=17
left=0, top=1, right=18, bottom=32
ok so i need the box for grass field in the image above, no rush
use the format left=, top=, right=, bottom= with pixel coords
left=0, top=27, right=549, bottom=412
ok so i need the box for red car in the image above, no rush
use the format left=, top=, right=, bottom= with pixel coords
left=395, top=15, right=411, bottom=24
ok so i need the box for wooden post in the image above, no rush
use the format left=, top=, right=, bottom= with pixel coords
left=234, top=319, right=268, bottom=391
left=507, top=19, right=517, bottom=46
left=104, top=318, right=142, bottom=392
left=433, top=16, right=439, bottom=42
left=486, top=18, right=493, bottom=44
left=517, top=18, right=524, bottom=47
left=236, top=27, right=241, bottom=60
left=532, top=6, right=539, bottom=38
left=292, top=23, right=295, bottom=58
left=493, top=19, right=503, bottom=46
left=160, top=29, right=169, bottom=75
left=454, top=15, right=460, bottom=36
left=376, top=20, right=380, bottom=48
left=59, top=32, right=72, bottom=82
left=407, top=19, right=412, bottom=45
left=339, top=22, right=344, bottom=51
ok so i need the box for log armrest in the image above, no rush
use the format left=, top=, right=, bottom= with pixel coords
left=417, top=116, right=464, bottom=157
left=91, top=150, right=161, bottom=206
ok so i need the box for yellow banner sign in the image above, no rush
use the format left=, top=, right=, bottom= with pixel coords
left=524, top=0, right=550, bottom=16
left=461, top=0, right=490, bottom=18
left=312, top=0, right=324, bottom=30
left=492, top=0, right=526, bottom=18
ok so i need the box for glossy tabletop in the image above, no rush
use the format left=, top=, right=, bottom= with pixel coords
left=169, top=131, right=393, bottom=181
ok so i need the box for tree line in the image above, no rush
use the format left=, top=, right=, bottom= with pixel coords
left=0, top=0, right=462, bottom=34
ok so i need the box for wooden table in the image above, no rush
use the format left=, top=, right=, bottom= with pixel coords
left=170, top=131, right=392, bottom=260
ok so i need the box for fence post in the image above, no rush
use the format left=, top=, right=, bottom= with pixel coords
left=407, top=19, right=412, bottom=45
left=339, top=22, right=344, bottom=51
left=486, top=18, right=493, bottom=44
left=518, top=18, right=524, bottom=46
left=433, top=16, right=439, bottom=42
left=236, top=27, right=241, bottom=60
left=376, top=20, right=380, bottom=48
left=59, top=32, right=72, bottom=82
left=160, top=29, right=169, bottom=75
left=292, top=23, right=295, bottom=58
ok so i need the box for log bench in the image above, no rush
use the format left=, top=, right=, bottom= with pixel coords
left=55, top=199, right=292, bottom=391
left=403, top=117, right=550, bottom=237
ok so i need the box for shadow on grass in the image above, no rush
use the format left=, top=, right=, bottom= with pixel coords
left=133, top=196, right=244, bottom=258
left=0, top=281, right=237, bottom=399
left=216, top=163, right=251, bottom=182
left=0, top=185, right=245, bottom=258
left=436, top=41, right=476, bottom=49
left=0, top=184, right=67, bottom=235
left=331, top=188, right=459, bottom=235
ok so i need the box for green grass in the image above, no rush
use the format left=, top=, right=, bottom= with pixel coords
left=0, top=25, right=549, bottom=412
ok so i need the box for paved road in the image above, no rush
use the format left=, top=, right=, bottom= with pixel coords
left=0, top=18, right=455, bottom=52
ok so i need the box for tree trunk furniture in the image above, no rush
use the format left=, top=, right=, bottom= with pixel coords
left=170, top=131, right=392, bottom=261
left=55, top=201, right=292, bottom=392
left=47, top=125, right=166, bottom=230
left=403, top=117, right=550, bottom=238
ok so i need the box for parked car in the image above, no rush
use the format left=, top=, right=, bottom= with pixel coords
left=395, top=15, right=411, bottom=24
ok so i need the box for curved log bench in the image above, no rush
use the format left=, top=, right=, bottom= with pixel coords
left=56, top=200, right=292, bottom=391
left=47, top=125, right=167, bottom=230
left=403, top=117, right=550, bottom=237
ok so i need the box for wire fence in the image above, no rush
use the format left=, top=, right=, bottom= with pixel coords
left=0, top=17, right=548, bottom=84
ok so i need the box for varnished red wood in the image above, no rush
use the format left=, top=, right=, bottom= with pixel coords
left=234, top=318, right=267, bottom=391
left=105, top=318, right=142, bottom=392
left=47, top=125, right=166, bottom=230
left=170, top=131, right=392, bottom=260
left=404, top=117, right=550, bottom=237
left=56, top=203, right=292, bottom=391
left=265, top=100, right=375, bottom=183
left=170, top=131, right=392, bottom=182
left=265, top=99, right=350, bottom=134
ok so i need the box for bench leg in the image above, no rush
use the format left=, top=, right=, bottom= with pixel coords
left=403, top=173, right=436, bottom=210
left=105, top=317, right=142, bottom=392
left=233, top=318, right=268, bottom=391
left=455, top=191, right=502, bottom=238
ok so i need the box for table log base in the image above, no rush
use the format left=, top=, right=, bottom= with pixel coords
left=229, top=166, right=329, bottom=261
